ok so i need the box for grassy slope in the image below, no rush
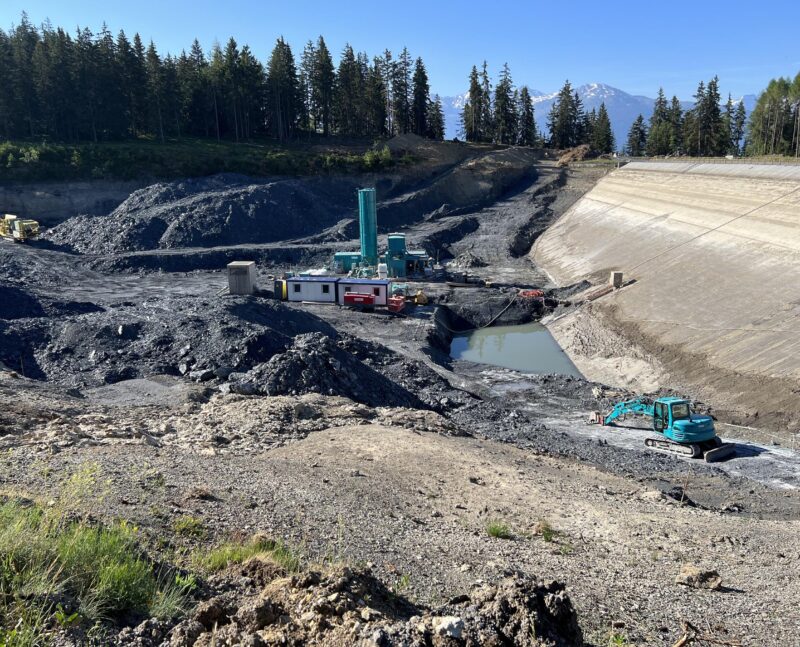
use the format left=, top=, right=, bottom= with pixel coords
left=0, top=138, right=405, bottom=183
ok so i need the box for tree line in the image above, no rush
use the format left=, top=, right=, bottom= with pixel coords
left=625, top=77, right=747, bottom=157
left=461, top=71, right=614, bottom=154
left=460, top=62, right=539, bottom=147
left=746, top=73, right=800, bottom=157
left=0, top=13, right=445, bottom=143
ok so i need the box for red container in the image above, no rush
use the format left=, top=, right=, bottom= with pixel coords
left=387, top=296, right=405, bottom=313
left=343, top=292, right=375, bottom=309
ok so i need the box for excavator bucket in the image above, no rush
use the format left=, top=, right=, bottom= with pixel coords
left=703, top=442, right=735, bottom=463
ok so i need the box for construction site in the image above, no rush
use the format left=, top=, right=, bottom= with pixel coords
left=2, top=135, right=800, bottom=646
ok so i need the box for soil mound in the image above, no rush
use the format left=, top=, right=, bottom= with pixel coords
left=161, top=563, right=582, bottom=647
left=44, top=174, right=357, bottom=254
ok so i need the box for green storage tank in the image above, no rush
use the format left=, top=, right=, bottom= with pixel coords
left=358, top=188, right=378, bottom=266
left=387, top=233, right=407, bottom=256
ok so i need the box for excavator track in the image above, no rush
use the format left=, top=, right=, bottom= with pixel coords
left=645, top=436, right=734, bottom=462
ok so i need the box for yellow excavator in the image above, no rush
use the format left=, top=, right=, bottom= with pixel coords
left=0, top=214, right=40, bottom=242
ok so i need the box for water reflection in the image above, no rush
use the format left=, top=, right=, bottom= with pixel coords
left=449, top=322, right=581, bottom=376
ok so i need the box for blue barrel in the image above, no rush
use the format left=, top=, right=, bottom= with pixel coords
left=359, top=188, right=378, bottom=266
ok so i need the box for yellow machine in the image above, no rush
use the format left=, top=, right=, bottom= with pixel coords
left=0, top=214, right=40, bottom=242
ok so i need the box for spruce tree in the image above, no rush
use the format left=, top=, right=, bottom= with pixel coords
left=493, top=63, right=517, bottom=144
left=462, top=65, right=482, bottom=142
left=626, top=114, right=647, bottom=155
left=668, top=96, right=683, bottom=155
left=479, top=61, right=493, bottom=142
left=267, top=37, right=299, bottom=142
left=427, top=94, right=445, bottom=140
left=364, top=57, right=387, bottom=136
left=732, top=100, right=746, bottom=155
left=591, top=102, right=614, bottom=153
left=646, top=88, right=672, bottom=156
left=391, top=47, right=412, bottom=134
left=411, top=57, right=429, bottom=137
left=517, top=86, right=536, bottom=146
left=311, top=36, right=334, bottom=136
left=547, top=80, right=578, bottom=148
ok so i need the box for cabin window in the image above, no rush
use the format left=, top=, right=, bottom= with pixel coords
left=322, top=284, right=330, bottom=294
left=293, top=284, right=301, bottom=293
left=344, top=287, right=352, bottom=293
left=373, top=288, right=380, bottom=296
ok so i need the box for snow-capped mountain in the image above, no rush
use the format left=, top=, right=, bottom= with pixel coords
left=439, top=83, right=752, bottom=148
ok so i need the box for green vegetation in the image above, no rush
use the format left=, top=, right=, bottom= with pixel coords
left=486, top=521, right=512, bottom=539
left=192, top=536, right=301, bottom=573
left=747, top=73, right=800, bottom=156
left=0, top=499, right=191, bottom=645
left=535, top=519, right=555, bottom=543
left=172, top=515, right=205, bottom=539
left=0, top=139, right=401, bottom=183
left=0, top=14, right=443, bottom=148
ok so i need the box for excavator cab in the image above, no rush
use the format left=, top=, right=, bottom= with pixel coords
left=653, top=397, right=715, bottom=444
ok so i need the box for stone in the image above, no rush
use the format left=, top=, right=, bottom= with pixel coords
left=235, top=596, right=279, bottom=630
left=433, top=616, right=464, bottom=639
left=675, top=564, right=722, bottom=590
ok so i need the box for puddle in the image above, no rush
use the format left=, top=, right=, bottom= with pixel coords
left=450, top=322, right=581, bottom=377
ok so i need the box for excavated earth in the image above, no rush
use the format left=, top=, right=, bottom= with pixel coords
left=2, top=141, right=800, bottom=646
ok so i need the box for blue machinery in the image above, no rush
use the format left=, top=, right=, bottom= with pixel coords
left=334, top=188, right=432, bottom=278
left=591, top=396, right=734, bottom=462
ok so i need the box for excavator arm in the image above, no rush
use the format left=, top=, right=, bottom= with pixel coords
left=602, top=398, right=654, bottom=426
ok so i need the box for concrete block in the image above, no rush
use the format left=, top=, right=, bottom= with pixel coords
left=227, top=261, right=256, bottom=295
left=610, top=271, right=623, bottom=289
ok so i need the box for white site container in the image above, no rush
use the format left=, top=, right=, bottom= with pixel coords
left=336, top=279, right=391, bottom=306
left=227, top=261, right=257, bottom=295
left=286, top=276, right=339, bottom=303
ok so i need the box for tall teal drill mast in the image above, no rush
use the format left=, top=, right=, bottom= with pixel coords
left=358, top=188, right=378, bottom=267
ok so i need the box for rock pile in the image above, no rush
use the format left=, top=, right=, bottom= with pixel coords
left=158, top=561, right=583, bottom=647
left=44, top=174, right=357, bottom=254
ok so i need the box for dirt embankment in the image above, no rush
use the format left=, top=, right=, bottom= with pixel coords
left=0, top=178, right=148, bottom=226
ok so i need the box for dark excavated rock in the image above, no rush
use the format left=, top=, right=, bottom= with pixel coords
left=44, top=174, right=359, bottom=254
left=229, top=333, right=427, bottom=409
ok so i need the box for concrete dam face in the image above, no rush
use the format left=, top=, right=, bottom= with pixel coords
left=533, top=161, right=800, bottom=427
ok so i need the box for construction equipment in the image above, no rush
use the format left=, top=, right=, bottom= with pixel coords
left=343, top=292, right=375, bottom=312
left=0, top=214, right=40, bottom=242
left=589, top=396, right=734, bottom=462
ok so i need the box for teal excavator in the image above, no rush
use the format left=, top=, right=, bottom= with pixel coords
left=589, top=396, right=734, bottom=462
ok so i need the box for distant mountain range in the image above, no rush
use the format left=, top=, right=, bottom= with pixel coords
left=438, top=83, right=758, bottom=148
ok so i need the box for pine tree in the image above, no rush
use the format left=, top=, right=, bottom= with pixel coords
left=411, top=57, right=429, bottom=137
left=517, top=86, right=536, bottom=146
left=626, top=114, right=647, bottom=156
left=145, top=40, right=165, bottom=142
left=493, top=63, right=517, bottom=144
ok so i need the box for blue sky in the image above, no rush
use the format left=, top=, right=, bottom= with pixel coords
left=3, top=0, right=799, bottom=99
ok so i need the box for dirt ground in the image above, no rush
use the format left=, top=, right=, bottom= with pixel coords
left=2, top=142, right=800, bottom=646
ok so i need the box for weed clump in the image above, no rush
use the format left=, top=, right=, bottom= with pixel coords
left=193, top=536, right=301, bottom=573
left=486, top=521, right=512, bottom=539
